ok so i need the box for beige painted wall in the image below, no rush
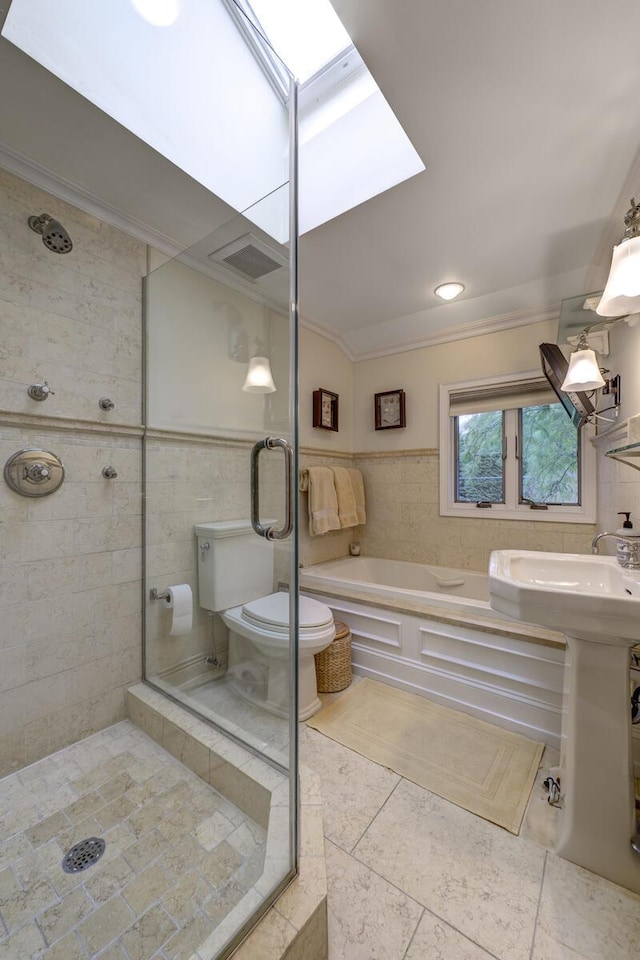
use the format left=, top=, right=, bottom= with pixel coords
left=353, top=319, right=559, bottom=451
left=146, top=257, right=286, bottom=437
left=299, top=327, right=354, bottom=452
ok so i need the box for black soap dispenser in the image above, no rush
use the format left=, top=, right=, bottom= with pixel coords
left=616, top=512, right=635, bottom=536
left=615, top=512, right=640, bottom=568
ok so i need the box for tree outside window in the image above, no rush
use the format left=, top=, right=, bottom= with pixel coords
left=455, top=403, right=579, bottom=506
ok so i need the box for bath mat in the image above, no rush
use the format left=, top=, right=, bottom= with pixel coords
left=307, top=677, right=543, bottom=834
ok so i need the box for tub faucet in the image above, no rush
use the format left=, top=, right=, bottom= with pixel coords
left=592, top=532, right=640, bottom=569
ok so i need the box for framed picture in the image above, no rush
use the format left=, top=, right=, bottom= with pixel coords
left=374, top=389, right=406, bottom=430
left=313, top=388, right=339, bottom=431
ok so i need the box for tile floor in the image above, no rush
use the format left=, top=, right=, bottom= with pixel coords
left=0, top=721, right=267, bottom=959
left=301, top=690, right=640, bottom=960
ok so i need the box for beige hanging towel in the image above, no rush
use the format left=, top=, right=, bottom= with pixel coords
left=348, top=468, right=366, bottom=525
left=333, top=467, right=358, bottom=528
left=307, top=467, right=341, bottom=536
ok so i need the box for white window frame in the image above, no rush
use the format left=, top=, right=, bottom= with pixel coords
left=439, top=371, right=596, bottom=523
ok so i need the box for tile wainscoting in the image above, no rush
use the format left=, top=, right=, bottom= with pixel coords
left=357, top=450, right=595, bottom=571
left=299, top=447, right=595, bottom=574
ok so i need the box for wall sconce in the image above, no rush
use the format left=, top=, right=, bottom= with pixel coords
left=597, top=198, right=640, bottom=317
left=561, top=328, right=621, bottom=415
left=242, top=340, right=276, bottom=393
left=561, top=331, right=606, bottom=391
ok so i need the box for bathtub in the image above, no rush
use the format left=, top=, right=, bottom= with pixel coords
left=300, top=555, right=496, bottom=616
left=300, top=555, right=565, bottom=748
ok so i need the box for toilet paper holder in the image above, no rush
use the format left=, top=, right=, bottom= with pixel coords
left=150, top=588, right=170, bottom=602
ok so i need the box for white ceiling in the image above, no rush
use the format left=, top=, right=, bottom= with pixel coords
left=301, top=0, right=640, bottom=356
left=1, top=0, right=640, bottom=360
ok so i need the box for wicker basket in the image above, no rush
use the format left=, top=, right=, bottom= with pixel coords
left=315, top=621, right=352, bottom=693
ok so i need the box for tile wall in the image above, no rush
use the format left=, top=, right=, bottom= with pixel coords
left=358, top=452, right=595, bottom=570
left=0, top=169, right=146, bottom=775
left=299, top=448, right=595, bottom=573
left=145, top=436, right=286, bottom=681
left=298, top=450, right=357, bottom=568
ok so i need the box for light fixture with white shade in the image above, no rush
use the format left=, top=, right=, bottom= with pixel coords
left=597, top=198, right=640, bottom=317
left=435, top=282, right=465, bottom=301
left=561, top=332, right=606, bottom=392
left=242, top=342, right=276, bottom=394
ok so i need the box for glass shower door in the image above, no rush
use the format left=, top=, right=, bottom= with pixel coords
left=143, top=176, right=298, bottom=763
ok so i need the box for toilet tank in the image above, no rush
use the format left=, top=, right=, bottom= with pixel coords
left=194, top=519, right=274, bottom=612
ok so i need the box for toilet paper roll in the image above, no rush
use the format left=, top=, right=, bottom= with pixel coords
left=165, top=584, right=193, bottom=636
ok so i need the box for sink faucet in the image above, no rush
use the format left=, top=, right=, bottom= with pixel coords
left=592, top=532, right=617, bottom=554
left=592, top=532, right=640, bottom=569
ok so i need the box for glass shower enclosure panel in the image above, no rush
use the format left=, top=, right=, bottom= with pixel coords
left=144, top=182, right=297, bottom=764
left=143, top=162, right=298, bottom=959
left=142, top=7, right=299, bottom=956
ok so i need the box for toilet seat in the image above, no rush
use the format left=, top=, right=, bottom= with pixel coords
left=242, top=593, right=333, bottom=630
left=223, top=592, right=335, bottom=650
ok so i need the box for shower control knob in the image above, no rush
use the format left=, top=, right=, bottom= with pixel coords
left=25, top=462, right=50, bottom=482
left=27, top=381, right=54, bottom=401
left=4, top=449, right=64, bottom=497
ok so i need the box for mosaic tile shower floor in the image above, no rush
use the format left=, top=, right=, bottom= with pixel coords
left=0, top=721, right=266, bottom=959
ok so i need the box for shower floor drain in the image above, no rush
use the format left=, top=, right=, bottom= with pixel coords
left=62, top=837, right=106, bottom=874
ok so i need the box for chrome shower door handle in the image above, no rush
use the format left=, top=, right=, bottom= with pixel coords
left=251, top=436, right=294, bottom=541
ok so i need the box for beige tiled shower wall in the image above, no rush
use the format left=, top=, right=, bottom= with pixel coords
left=0, top=169, right=146, bottom=775
left=145, top=436, right=288, bottom=678
left=298, top=450, right=358, bottom=568
left=355, top=451, right=595, bottom=571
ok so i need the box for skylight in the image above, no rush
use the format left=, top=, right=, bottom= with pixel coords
left=243, top=0, right=352, bottom=83
left=3, top=0, right=425, bottom=240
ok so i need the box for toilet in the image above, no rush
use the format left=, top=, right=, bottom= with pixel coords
left=194, top=520, right=335, bottom=721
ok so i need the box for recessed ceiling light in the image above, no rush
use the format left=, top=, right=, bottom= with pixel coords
left=434, top=282, right=465, bottom=301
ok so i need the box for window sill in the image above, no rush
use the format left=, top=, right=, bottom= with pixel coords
left=439, top=505, right=595, bottom=524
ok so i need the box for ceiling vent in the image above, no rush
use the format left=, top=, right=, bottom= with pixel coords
left=208, top=233, right=287, bottom=282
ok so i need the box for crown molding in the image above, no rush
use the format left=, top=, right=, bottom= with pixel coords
left=342, top=303, right=561, bottom=361
left=0, top=141, right=293, bottom=316
left=298, top=313, right=356, bottom=360
left=0, top=139, right=185, bottom=259
left=299, top=301, right=562, bottom=362
left=0, top=140, right=566, bottom=366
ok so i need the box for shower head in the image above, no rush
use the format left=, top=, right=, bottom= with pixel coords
left=28, top=213, right=73, bottom=254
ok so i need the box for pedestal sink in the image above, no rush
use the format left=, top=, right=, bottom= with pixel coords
left=489, top=550, right=640, bottom=892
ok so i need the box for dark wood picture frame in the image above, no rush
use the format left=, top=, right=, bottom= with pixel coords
left=313, top=388, right=339, bottom=431
left=374, top=389, right=406, bottom=430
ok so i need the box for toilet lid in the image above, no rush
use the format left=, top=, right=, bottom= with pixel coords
left=242, top=593, right=333, bottom=630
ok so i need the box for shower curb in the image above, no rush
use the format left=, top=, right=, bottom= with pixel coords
left=127, top=683, right=328, bottom=960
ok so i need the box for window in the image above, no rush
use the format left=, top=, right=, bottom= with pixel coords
left=439, top=372, right=595, bottom=522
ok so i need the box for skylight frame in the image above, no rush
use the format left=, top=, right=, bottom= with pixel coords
left=221, top=0, right=292, bottom=101
left=222, top=0, right=356, bottom=104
